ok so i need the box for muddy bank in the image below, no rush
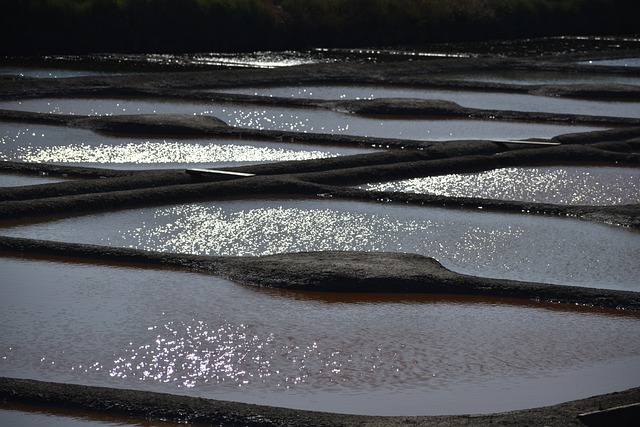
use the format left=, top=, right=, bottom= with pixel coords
left=2, top=54, right=640, bottom=101
left=1, top=236, right=639, bottom=311
left=1, top=377, right=639, bottom=427
left=1, top=126, right=638, bottom=228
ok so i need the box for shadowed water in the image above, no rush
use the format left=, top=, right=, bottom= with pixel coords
left=579, top=58, right=640, bottom=67
left=0, top=405, right=167, bottom=427
left=2, top=199, right=638, bottom=291
left=1, top=256, right=639, bottom=416
left=0, top=67, right=134, bottom=79
left=0, top=173, right=67, bottom=187
left=447, top=70, right=640, bottom=86
left=0, top=51, right=325, bottom=78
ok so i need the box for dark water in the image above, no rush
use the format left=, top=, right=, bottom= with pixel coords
left=217, top=85, right=640, bottom=118
left=2, top=35, right=639, bottom=75
left=0, top=402, right=178, bottom=427
left=2, top=256, right=639, bottom=416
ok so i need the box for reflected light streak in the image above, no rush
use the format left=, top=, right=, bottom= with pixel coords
left=360, top=166, right=640, bottom=206
left=10, top=141, right=340, bottom=164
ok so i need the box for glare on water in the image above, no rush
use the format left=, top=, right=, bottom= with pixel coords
left=1, top=256, right=639, bottom=416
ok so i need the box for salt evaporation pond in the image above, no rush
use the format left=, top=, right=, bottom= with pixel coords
left=0, top=67, right=133, bottom=79
left=0, top=405, right=159, bottom=427
left=446, top=70, right=640, bottom=86
left=218, top=85, right=640, bottom=118
left=2, top=199, right=638, bottom=291
left=0, top=98, right=603, bottom=140
left=2, top=256, right=639, bottom=416
left=0, top=51, right=325, bottom=80
left=360, top=166, right=640, bottom=206
left=0, top=173, right=68, bottom=187
left=0, top=123, right=370, bottom=169
left=579, top=57, right=640, bottom=67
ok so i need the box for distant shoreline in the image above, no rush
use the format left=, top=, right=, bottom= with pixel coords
left=1, top=0, right=639, bottom=55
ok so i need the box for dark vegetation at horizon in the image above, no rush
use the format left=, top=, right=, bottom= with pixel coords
left=0, top=0, right=638, bottom=55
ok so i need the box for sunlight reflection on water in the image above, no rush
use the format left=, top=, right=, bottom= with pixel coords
left=0, top=123, right=369, bottom=169
left=0, top=98, right=603, bottom=140
left=2, top=199, right=638, bottom=291
left=2, top=256, right=639, bottom=416
left=11, top=140, right=347, bottom=166
left=359, top=166, right=640, bottom=206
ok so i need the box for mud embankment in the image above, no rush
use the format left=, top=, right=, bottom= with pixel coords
left=1, top=125, right=639, bottom=227
left=2, top=236, right=639, bottom=311
left=1, top=377, right=639, bottom=427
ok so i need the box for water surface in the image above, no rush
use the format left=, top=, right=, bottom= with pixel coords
left=0, top=98, right=603, bottom=141
left=0, top=67, right=133, bottom=79
left=579, top=58, right=640, bottom=67
left=0, top=123, right=369, bottom=169
left=0, top=173, right=67, bottom=187
left=0, top=406, right=162, bottom=427
left=2, top=256, right=639, bottom=416
left=217, top=85, right=640, bottom=118
left=2, top=199, right=638, bottom=290
left=446, top=70, right=640, bottom=86
left=359, top=166, right=640, bottom=206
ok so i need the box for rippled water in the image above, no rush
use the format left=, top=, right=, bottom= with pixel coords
left=0, top=98, right=603, bottom=140
left=2, top=199, right=638, bottom=290
left=219, top=85, right=640, bottom=118
left=2, top=256, right=639, bottom=416
left=0, top=123, right=369, bottom=169
left=360, top=166, right=640, bottom=206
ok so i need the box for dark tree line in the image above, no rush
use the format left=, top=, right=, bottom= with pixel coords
left=0, top=0, right=637, bottom=54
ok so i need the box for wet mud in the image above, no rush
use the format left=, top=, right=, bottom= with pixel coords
left=1, top=377, right=639, bottom=427
left=1, top=49, right=640, bottom=425
left=2, top=237, right=639, bottom=311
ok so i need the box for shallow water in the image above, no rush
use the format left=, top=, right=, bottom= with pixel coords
left=0, top=98, right=603, bottom=141
left=218, top=85, right=640, bottom=118
left=0, top=173, right=67, bottom=187
left=579, top=57, right=640, bottom=67
left=2, top=199, right=638, bottom=291
left=0, top=123, right=370, bottom=169
left=0, top=406, right=163, bottom=427
left=359, top=166, right=640, bottom=206
left=0, top=410, right=124, bottom=427
left=0, top=67, right=133, bottom=79
left=446, top=70, right=640, bottom=86
left=1, top=256, right=639, bottom=416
